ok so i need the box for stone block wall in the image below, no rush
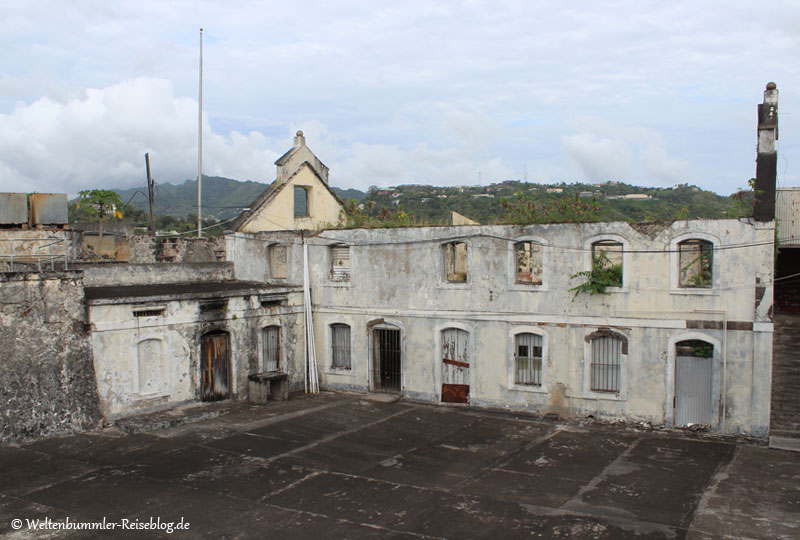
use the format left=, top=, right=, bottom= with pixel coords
left=0, top=272, right=101, bottom=442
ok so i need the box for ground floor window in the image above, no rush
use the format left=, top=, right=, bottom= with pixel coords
left=331, top=323, right=351, bottom=369
left=514, top=333, right=542, bottom=385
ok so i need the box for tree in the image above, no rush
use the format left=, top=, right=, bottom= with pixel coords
left=77, top=189, right=124, bottom=246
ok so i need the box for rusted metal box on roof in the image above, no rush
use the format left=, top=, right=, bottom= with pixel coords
left=29, top=193, right=68, bottom=225
left=776, top=188, right=800, bottom=247
left=0, top=193, right=28, bottom=224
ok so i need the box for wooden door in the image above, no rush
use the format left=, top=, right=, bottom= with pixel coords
left=441, top=328, right=470, bottom=403
left=201, top=332, right=230, bottom=401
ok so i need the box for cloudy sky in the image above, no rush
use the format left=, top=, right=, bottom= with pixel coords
left=1, top=1, right=798, bottom=196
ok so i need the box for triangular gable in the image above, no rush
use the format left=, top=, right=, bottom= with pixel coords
left=230, top=161, right=345, bottom=232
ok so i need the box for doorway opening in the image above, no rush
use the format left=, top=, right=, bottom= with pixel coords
left=200, top=331, right=231, bottom=401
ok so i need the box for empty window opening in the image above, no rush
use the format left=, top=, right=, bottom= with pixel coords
left=590, top=333, right=626, bottom=393
left=443, top=241, right=468, bottom=282
left=200, top=300, right=228, bottom=313
left=331, top=245, right=351, bottom=282
left=269, top=244, right=288, bottom=279
left=294, top=186, right=309, bottom=217
left=515, top=333, right=542, bottom=385
left=331, top=324, right=351, bottom=369
left=372, top=327, right=401, bottom=393
left=262, top=326, right=280, bottom=372
left=679, top=239, right=713, bottom=288
left=515, top=241, right=543, bottom=284
left=591, top=240, right=623, bottom=288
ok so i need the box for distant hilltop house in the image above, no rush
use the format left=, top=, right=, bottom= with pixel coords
left=546, top=188, right=563, bottom=194
left=2, top=84, right=797, bottom=451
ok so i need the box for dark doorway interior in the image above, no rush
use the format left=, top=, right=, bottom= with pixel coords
left=373, top=328, right=401, bottom=393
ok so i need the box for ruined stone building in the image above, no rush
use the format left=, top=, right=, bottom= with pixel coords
left=0, top=84, right=793, bottom=445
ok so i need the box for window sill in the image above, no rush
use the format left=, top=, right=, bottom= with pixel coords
left=582, top=390, right=626, bottom=402
left=508, top=283, right=548, bottom=293
left=438, top=281, right=470, bottom=290
left=670, top=288, right=718, bottom=296
left=326, top=368, right=354, bottom=376
left=324, top=281, right=351, bottom=289
left=509, top=383, right=548, bottom=394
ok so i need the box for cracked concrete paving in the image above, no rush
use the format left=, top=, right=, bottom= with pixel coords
left=1, top=392, right=798, bottom=539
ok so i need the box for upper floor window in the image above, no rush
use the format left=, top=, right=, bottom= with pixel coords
left=294, top=186, right=309, bottom=217
left=331, top=245, right=350, bottom=282
left=591, top=240, right=623, bottom=288
left=678, top=239, right=713, bottom=288
left=443, top=241, right=468, bottom=282
left=515, top=241, right=543, bottom=284
left=331, top=323, right=351, bottom=369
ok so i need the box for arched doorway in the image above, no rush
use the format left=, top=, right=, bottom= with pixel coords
left=674, top=339, right=714, bottom=426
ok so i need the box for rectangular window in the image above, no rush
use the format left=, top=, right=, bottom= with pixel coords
left=444, top=241, right=468, bottom=282
left=678, top=240, right=713, bottom=288
left=515, top=333, right=542, bottom=385
left=331, top=245, right=350, bottom=282
left=269, top=244, right=288, bottom=279
left=263, top=326, right=280, bottom=371
left=590, top=335, right=623, bottom=392
left=591, top=240, right=623, bottom=287
left=294, top=186, right=309, bottom=217
left=331, top=324, right=351, bottom=369
left=515, top=241, right=543, bottom=284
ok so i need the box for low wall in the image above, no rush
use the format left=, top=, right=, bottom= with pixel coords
left=73, top=262, right=235, bottom=287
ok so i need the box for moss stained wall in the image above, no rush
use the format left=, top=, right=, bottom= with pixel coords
left=0, top=272, right=101, bottom=442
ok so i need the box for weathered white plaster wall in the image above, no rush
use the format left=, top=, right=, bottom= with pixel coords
left=89, top=294, right=305, bottom=419
left=300, top=219, right=773, bottom=436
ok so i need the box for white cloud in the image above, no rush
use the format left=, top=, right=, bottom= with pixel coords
left=0, top=78, right=280, bottom=195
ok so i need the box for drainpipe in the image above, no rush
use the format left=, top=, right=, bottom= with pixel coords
left=694, top=309, right=728, bottom=431
left=302, top=233, right=319, bottom=393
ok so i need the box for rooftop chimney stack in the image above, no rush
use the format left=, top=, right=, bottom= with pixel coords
left=754, top=82, right=778, bottom=222
left=294, top=130, right=306, bottom=148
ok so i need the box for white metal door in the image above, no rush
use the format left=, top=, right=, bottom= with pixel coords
left=675, top=356, right=713, bottom=426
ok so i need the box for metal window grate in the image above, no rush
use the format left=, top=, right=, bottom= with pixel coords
left=515, top=333, right=542, bottom=385
left=133, top=308, right=165, bottom=318
left=263, top=326, right=280, bottom=371
left=331, top=324, right=351, bottom=369
left=372, top=328, right=401, bottom=393
left=591, top=335, right=623, bottom=392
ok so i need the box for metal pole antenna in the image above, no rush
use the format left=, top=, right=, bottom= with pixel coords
left=197, top=27, right=203, bottom=238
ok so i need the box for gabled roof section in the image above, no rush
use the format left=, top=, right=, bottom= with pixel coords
left=228, top=161, right=344, bottom=232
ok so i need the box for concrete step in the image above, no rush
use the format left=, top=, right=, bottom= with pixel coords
left=769, top=435, right=800, bottom=452
left=114, top=400, right=234, bottom=434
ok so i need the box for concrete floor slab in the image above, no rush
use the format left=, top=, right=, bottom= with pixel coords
left=1, top=392, right=795, bottom=539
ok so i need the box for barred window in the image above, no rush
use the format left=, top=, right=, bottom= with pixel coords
left=590, top=333, right=625, bottom=393
left=514, top=333, right=542, bottom=385
left=331, top=324, right=351, bottom=369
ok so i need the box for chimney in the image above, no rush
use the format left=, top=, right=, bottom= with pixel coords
left=294, top=130, right=306, bottom=148
left=754, top=82, right=778, bottom=221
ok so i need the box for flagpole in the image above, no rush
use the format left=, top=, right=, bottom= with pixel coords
left=197, top=27, right=203, bottom=238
